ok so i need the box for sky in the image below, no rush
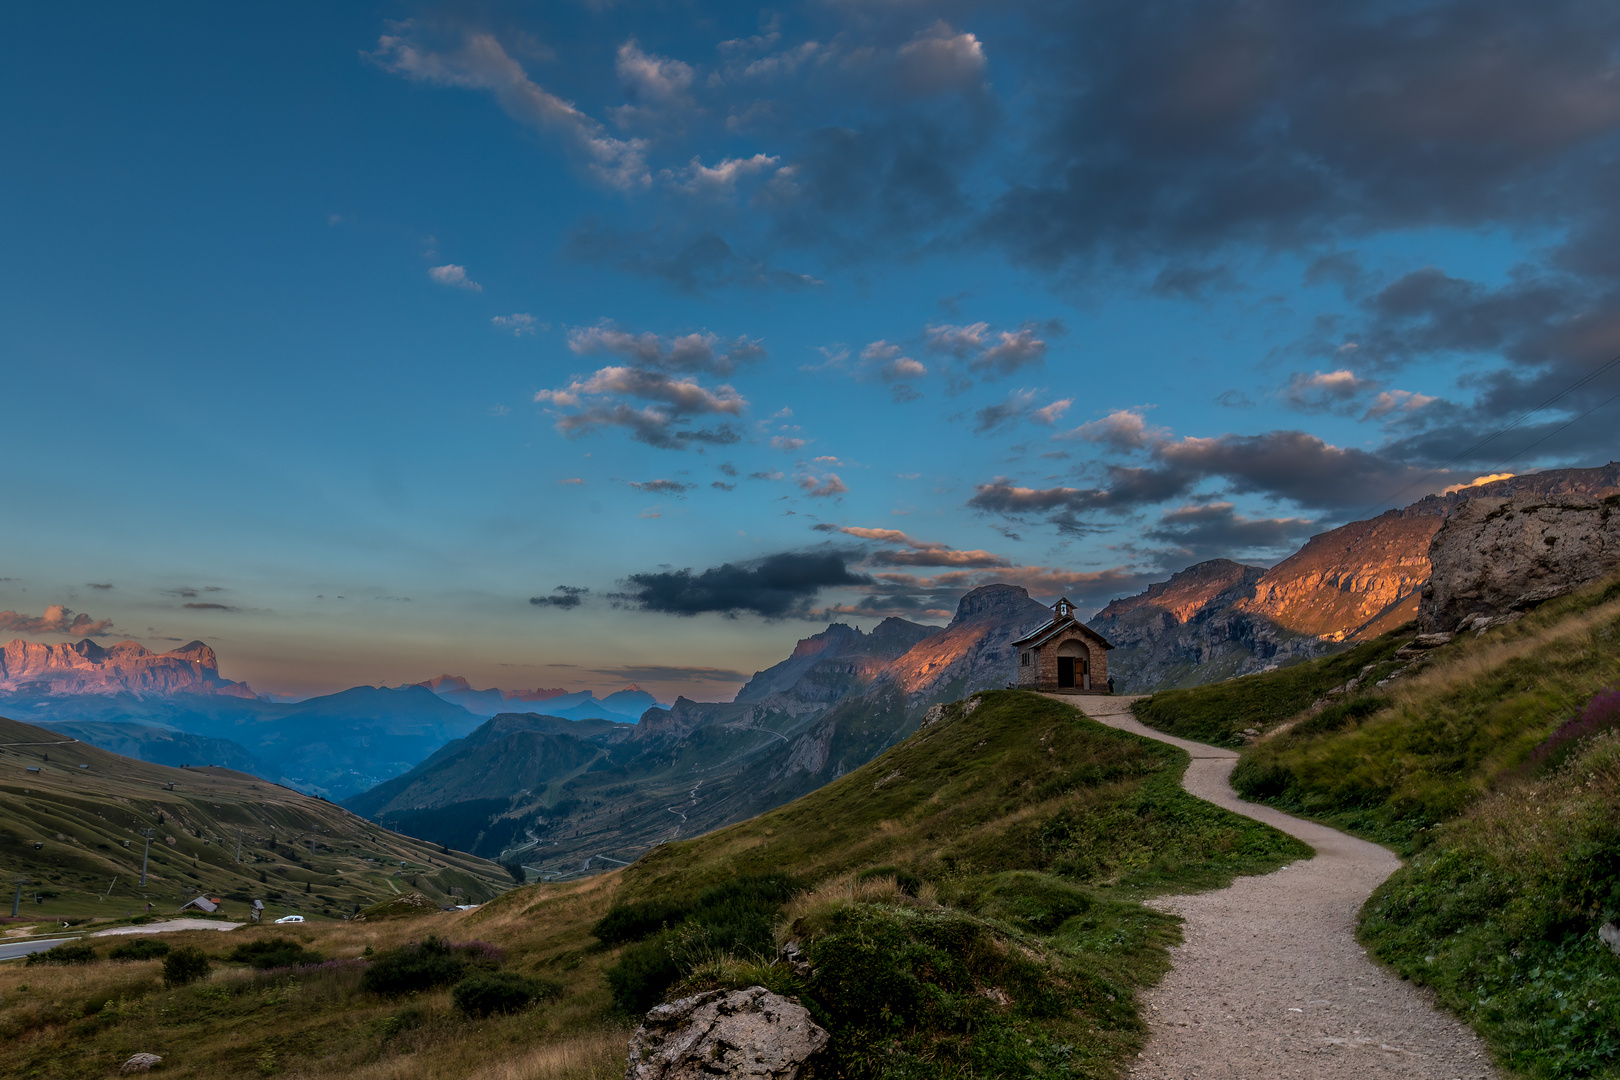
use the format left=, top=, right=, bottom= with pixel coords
left=3, top=1, right=1619, bottom=702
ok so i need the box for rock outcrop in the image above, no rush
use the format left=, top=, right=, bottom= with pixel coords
left=626, top=987, right=828, bottom=1080
left=1091, top=463, right=1620, bottom=691
left=1421, top=493, right=1620, bottom=632
left=877, top=584, right=1054, bottom=703
left=0, top=638, right=255, bottom=698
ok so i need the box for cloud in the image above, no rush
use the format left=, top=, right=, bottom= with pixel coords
left=612, top=550, right=870, bottom=618
left=712, top=480, right=736, bottom=490
left=664, top=153, right=783, bottom=196
left=530, top=585, right=589, bottom=609
left=771, top=435, right=808, bottom=452
left=926, top=322, right=1049, bottom=378
left=629, top=479, right=692, bottom=495
left=428, top=264, right=482, bottom=291
left=1282, top=369, right=1376, bottom=412
left=0, top=604, right=114, bottom=638
left=1058, top=409, right=1166, bottom=452
left=493, top=313, right=538, bottom=335
left=182, top=602, right=237, bottom=611
left=86, top=583, right=113, bottom=590
left=859, top=341, right=928, bottom=382
left=894, top=21, right=988, bottom=97
left=973, top=389, right=1071, bottom=434
left=797, top=472, right=848, bottom=498
left=558, top=477, right=585, bottom=485
left=535, top=365, right=746, bottom=449
left=839, top=525, right=1012, bottom=568
left=370, top=25, right=650, bottom=189
left=1441, top=472, right=1517, bottom=495
left=1144, top=503, right=1319, bottom=561
left=568, top=322, right=765, bottom=375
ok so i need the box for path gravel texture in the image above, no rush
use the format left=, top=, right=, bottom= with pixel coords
left=1054, top=694, right=1498, bottom=1080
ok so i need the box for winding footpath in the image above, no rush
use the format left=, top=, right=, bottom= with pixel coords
left=1053, top=694, right=1498, bottom=1080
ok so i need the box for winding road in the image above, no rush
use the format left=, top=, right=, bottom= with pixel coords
left=1054, top=694, right=1498, bottom=1080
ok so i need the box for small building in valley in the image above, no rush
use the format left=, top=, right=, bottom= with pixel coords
left=1011, top=597, right=1114, bottom=694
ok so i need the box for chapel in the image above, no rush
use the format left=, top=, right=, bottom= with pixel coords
left=1011, top=597, right=1115, bottom=693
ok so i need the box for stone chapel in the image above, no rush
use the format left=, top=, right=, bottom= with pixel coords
left=1011, top=597, right=1114, bottom=693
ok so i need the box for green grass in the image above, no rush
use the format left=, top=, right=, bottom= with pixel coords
left=0, top=690, right=1308, bottom=1080
left=1132, top=572, right=1620, bottom=1079
left=1230, top=578, right=1620, bottom=851
left=1360, top=732, right=1620, bottom=1079
left=1131, top=628, right=1413, bottom=747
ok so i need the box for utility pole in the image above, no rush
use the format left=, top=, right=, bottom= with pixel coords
left=11, top=878, right=31, bottom=918
left=139, top=829, right=156, bottom=887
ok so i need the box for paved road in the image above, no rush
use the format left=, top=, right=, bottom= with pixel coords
left=1054, top=694, right=1498, bottom=1080
left=0, top=936, right=81, bottom=961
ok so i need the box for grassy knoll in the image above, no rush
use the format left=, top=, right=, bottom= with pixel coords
left=1133, top=573, right=1620, bottom=1079
left=0, top=715, right=511, bottom=925
left=0, top=690, right=1306, bottom=1080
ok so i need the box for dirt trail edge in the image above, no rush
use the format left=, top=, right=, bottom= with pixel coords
left=1051, top=693, right=1497, bottom=1080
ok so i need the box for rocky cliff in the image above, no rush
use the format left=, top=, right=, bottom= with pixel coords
left=0, top=638, right=256, bottom=698
left=1089, top=463, right=1620, bottom=692
left=1422, top=493, right=1620, bottom=632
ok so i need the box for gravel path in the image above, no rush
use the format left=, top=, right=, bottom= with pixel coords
left=1056, top=694, right=1499, bottom=1080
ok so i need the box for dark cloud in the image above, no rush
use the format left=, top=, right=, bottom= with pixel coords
left=718, top=461, right=738, bottom=477
left=86, top=583, right=113, bottom=590
left=711, top=480, right=736, bottom=491
left=530, top=586, right=590, bottom=610
left=987, top=2, right=1620, bottom=276
left=629, top=479, right=693, bottom=495
left=0, top=605, right=114, bottom=638
left=1144, top=503, right=1318, bottom=562
left=611, top=550, right=871, bottom=619
left=182, top=602, right=236, bottom=611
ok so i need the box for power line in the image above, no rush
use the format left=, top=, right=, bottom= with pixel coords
left=1361, top=353, right=1620, bottom=516
left=1481, top=388, right=1620, bottom=475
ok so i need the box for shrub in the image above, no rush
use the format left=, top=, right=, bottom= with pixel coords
left=227, top=936, right=324, bottom=969
left=604, top=874, right=801, bottom=1012
left=25, top=941, right=98, bottom=966
left=607, top=931, right=683, bottom=1014
left=163, top=946, right=212, bottom=987
left=108, top=939, right=171, bottom=961
left=1525, top=688, right=1620, bottom=774
left=360, top=936, right=481, bottom=997
left=451, top=971, right=563, bottom=1017
left=855, top=866, right=924, bottom=897
left=594, top=897, right=693, bottom=945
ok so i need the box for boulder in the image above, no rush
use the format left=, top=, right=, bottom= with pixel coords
left=120, top=1053, right=163, bottom=1074
left=626, top=986, right=828, bottom=1080
left=1421, top=494, right=1620, bottom=633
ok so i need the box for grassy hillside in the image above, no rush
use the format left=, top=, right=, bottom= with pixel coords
left=0, top=691, right=1307, bottom=1080
left=1132, top=573, right=1620, bottom=1079
left=0, top=714, right=512, bottom=924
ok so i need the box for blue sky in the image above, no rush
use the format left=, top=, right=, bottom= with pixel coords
left=3, top=2, right=1618, bottom=700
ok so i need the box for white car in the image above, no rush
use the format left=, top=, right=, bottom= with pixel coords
left=273, top=915, right=305, bottom=924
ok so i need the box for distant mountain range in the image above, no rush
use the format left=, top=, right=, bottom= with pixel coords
left=342, top=584, right=1052, bottom=873
left=6, top=461, right=1618, bottom=870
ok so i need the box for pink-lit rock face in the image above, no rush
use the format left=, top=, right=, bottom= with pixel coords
left=0, top=638, right=256, bottom=698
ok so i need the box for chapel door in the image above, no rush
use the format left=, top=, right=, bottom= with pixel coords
left=1057, top=656, right=1076, bottom=688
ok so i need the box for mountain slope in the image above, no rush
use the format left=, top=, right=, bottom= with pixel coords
left=0, top=713, right=511, bottom=919
left=1091, top=462, right=1620, bottom=692
left=344, top=586, right=1050, bottom=876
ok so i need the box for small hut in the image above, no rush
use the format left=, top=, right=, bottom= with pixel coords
left=178, top=895, right=220, bottom=914
left=1011, top=597, right=1114, bottom=694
